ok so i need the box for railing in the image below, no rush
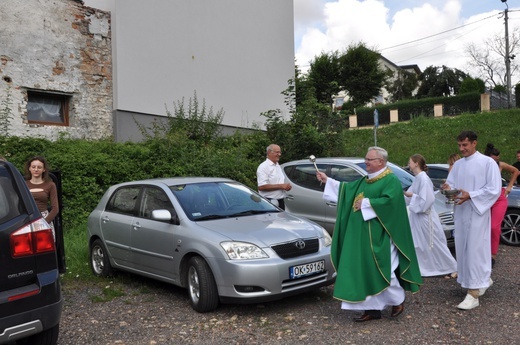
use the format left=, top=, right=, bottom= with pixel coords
left=489, top=90, right=516, bottom=110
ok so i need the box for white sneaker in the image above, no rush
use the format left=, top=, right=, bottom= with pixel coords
left=479, top=278, right=493, bottom=297
left=457, top=294, right=479, bottom=310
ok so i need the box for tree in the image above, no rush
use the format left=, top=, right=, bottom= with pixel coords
left=459, top=77, right=486, bottom=94
left=493, top=84, right=507, bottom=93
left=291, top=64, right=316, bottom=110
left=416, top=66, right=468, bottom=98
left=465, top=27, right=520, bottom=89
left=306, top=51, right=341, bottom=105
left=385, top=69, right=419, bottom=102
left=302, top=43, right=388, bottom=110
left=338, top=43, right=388, bottom=109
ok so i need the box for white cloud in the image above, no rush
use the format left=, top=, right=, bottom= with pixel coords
left=294, top=0, right=519, bottom=84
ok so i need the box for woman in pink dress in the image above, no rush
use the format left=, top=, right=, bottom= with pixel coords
left=484, top=144, right=519, bottom=267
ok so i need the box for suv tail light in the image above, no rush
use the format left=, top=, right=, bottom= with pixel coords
left=10, top=218, right=55, bottom=257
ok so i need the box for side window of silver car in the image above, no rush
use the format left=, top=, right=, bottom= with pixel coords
left=106, top=186, right=141, bottom=216
left=330, top=165, right=362, bottom=182
left=140, top=187, right=176, bottom=221
left=286, top=164, right=326, bottom=192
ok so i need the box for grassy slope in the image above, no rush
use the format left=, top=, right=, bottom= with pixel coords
left=338, top=109, right=520, bottom=166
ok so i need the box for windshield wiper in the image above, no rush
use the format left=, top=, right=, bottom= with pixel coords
left=228, top=209, right=278, bottom=217
left=195, top=214, right=228, bottom=221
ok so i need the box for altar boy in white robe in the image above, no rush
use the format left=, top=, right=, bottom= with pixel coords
left=442, top=130, right=501, bottom=310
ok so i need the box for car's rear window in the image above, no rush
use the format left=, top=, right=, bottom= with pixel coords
left=0, top=165, right=23, bottom=224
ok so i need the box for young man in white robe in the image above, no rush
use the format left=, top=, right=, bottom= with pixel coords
left=442, top=130, right=501, bottom=310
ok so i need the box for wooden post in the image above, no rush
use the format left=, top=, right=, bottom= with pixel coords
left=390, top=109, right=398, bottom=123
left=481, top=93, right=490, bottom=112
left=434, top=104, right=443, bottom=117
left=349, top=114, right=358, bottom=128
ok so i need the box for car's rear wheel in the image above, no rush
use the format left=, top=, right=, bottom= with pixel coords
left=501, top=209, right=520, bottom=246
left=17, top=324, right=59, bottom=345
left=90, top=239, right=114, bottom=277
left=187, top=256, right=219, bottom=312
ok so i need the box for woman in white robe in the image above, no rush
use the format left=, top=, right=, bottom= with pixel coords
left=405, top=154, right=457, bottom=277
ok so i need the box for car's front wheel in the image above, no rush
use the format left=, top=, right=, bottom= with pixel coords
left=90, top=239, right=114, bottom=277
left=501, top=209, right=520, bottom=246
left=187, top=256, right=219, bottom=312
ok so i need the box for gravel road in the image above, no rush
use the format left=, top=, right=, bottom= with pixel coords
left=58, top=245, right=520, bottom=345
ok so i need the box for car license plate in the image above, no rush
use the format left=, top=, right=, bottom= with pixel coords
left=289, top=260, right=325, bottom=279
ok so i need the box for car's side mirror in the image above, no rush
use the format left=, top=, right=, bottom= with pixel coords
left=152, top=209, right=180, bottom=225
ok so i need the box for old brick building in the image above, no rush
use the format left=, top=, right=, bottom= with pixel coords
left=0, top=0, right=112, bottom=140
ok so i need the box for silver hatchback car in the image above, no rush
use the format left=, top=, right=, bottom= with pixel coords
left=87, top=177, right=335, bottom=312
left=281, top=158, right=455, bottom=246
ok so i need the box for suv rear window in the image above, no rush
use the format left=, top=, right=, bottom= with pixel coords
left=0, top=165, right=24, bottom=223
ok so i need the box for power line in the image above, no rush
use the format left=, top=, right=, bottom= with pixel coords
left=393, top=20, right=491, bottom=64
left=380, top=12, right=499, bottom=52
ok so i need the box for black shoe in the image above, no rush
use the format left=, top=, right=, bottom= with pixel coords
left=391, top=303, right=404, bottom=317
left=492, top=258, right=496, bottom=268
left=354, top=310, right=382, bottom=322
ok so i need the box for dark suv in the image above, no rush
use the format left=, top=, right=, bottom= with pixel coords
left=0, top=160, right=64, bottom=345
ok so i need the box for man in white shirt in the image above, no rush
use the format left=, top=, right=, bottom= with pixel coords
left=442, top=130, right=501, bottom=310
left=256, top=144, right=291, bottom=210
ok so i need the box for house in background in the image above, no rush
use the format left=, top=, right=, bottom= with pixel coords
left=0, top=0, right=294, bottom=142
left=333, top=55, right=421, bottom=110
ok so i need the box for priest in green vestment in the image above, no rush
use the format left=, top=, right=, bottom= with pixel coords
left=317, top=147, right=422, bottom=322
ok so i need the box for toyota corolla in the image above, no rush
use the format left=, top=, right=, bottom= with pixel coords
left=87, top=177, right=335, bottom=312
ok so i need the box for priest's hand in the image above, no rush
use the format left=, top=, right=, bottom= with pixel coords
left=455, top=189, right=470, bottom=205
left=317, top=171, right=328, bottom=184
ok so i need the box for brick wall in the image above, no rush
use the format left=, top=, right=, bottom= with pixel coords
left=0, top=0, right=112, bottom=140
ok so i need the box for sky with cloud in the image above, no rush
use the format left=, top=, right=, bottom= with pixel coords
left=294, top=0, right=520, bottom=84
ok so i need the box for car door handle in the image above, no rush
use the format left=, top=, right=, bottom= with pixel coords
left=326, top=201, right=337, bottom=207
left=286, top=195, right=294, bottom=200
left=102, top=216, right=110, bottom=223
left=132, top=223, right=141, bottom=230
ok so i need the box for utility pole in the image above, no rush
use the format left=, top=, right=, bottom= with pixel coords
left=502, top=0, right=512, bottom=107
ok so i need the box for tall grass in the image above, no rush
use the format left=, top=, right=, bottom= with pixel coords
left=61, top=221, right=91, bottom=285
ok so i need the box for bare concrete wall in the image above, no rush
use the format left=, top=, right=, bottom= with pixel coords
left=111, top=0, right=294, bottom=142
left=0, top=0, right=112, bottom=140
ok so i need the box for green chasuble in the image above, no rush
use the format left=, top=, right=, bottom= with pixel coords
left=330, top=168, right=423, bottom=302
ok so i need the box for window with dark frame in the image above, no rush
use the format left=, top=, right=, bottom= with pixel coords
left=26, top=91, right=70, bottom=126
